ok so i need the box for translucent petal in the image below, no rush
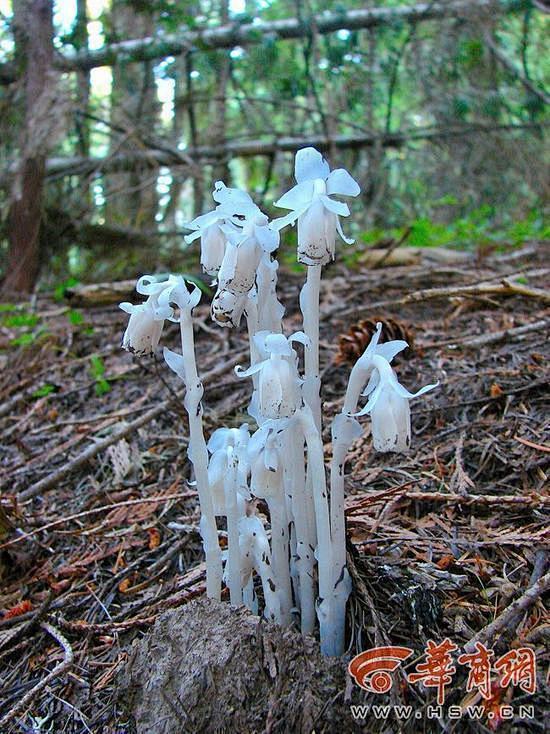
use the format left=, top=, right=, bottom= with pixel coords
left=356, top=322, right=382, bottom=367
left=326, top=168, right=360, bottom=197
left=212, top=181, right=254, bottom=208
left=119, top=301, right=135, bottom=314
left=163, top=347, right=186, bottom=380
left=247, top=423, right=270, bottom=460
left=288, top=331, right=311, bottom=349
left=353, top=382, right=384, bottom=417
left=184, top=229, right=201, bottom=244
left=361, top=370, right=380, bottom=397
left=187, top=282, right=202, bottom=309
left=331, top=413, right=363, bottom=444
left=254, top=223, right=279, bottom=253
left=389, top=373, right=439, bottom=400
left=235, top=360, right=267, bottom=379
left=264, top=334, right=292, bottom=357
left=335, top=216, right=354, bottom=245
left=207, top=427, right=231, bottom=454
left=295, top=147, right=330, bottom=183
left=270, top=210, right=301, bottom=231
left=371, top=389, right=410, bottom=453
left=375, top=340, right=409, bottom=364
left=136, top=275, right=161, bottom=295
left=274, top=181, right=314, bottom=211
left=319, top=194, right=350, bottom=217
left=185, top=209, right=221, bottom=235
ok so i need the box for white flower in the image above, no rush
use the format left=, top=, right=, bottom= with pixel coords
left=350, top=325, right=438, bottom=452
left=211, top=288, right=248, bottom=328
left=218, top=211, right=279, bottom=296
left=273, top=147, right=360, bottom=265
left=185, top=182, right=263, bottom=276
left=206, top=425, right=250, bottom=515
left=247, top=421, right=285, bottom=500
left=119, top=274, right=177, bottom=355
left=236, top=332, right=308, bottom=420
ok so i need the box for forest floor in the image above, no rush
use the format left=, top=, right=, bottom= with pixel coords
left=0, top=241, right=548, bottom=733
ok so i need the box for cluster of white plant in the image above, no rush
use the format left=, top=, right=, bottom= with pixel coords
left=120, top=148, right=437, bottom=656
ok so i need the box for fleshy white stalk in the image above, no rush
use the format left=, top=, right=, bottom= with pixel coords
left=223, top=448, right=243, bottom=606
left=296, top=405, right=340, bottom=655
left=300, top=264, right=323, bottom=431
left=284, top=425, right=316, bottom=634
left=268, top=494, right=293, bottom=625
left=179, top=312, right=222, bottom=600
left=239, top=516, right=281, bottom=623
left=299, top=265, right=321, bottom=591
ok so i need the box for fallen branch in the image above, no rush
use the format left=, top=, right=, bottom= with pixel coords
left=419, top=317, right=550, bottom=350
left=35, top=123, right=548, bottom=180
left=0, top=492, right=197, bottom=550
left=0, top=622, right=73, bottom=729
left=343, top=276, right=550, bottom=315
left=400, top=490, right=549, bottom=508
left=463, top=570, right=550, bottom=653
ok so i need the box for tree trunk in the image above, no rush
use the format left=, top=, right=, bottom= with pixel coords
left=3, top=0, right=54, bottom=294
left=74, top=0, right=90, bottom=157
left=211, top=0, right=230, bottom=184
left=106, top=0, right=159, bottom=229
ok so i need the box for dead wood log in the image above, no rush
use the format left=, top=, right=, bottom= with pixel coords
left=64, top=279, right=139, bottom=307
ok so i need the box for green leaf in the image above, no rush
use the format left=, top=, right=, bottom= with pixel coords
left=11, top=333, right=36, bottom=347
left=94, top=378, right=111, bottom=396
left=54, top=277, right=79, bottom=303
left=89, top=354, right=105, bottom=379
left=32, top=384, right=56, bottom=398
left=68, top=309, right=84, bottom=326
left=2, top=313, right=39, bottom=328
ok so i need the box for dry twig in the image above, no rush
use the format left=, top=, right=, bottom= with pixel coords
left=0, top=622, right=73, bottom=729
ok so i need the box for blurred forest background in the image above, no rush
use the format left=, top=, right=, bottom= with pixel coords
left=0, top=0, right=548, bottom=293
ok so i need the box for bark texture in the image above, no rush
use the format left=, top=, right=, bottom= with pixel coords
left=3, top=0, right=55, bottom=294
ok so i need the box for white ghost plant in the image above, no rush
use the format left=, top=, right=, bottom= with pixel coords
left=118, top=147, right=438, bottom=657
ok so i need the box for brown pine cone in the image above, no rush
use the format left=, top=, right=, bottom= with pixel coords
left=334, top=317, right=414, bottom=366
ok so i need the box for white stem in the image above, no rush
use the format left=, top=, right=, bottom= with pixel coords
left=268, top=495, right=293, bottom=625
left=257, top=257, right=284, bottom=333
left=300, top=264, right=323, bottom=431
left=243, top=577, right=257, bottom=614
left=297, top=406, right=340, bottom=655
left=179, top=313, right=222, bottom=600
left=328, top=416, right=356, bottom=656
left=224, top=452, right=243, bottom=606
left=284, top=425, right=316, bottom=634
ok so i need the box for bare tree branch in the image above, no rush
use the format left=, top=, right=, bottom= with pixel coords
left=30, top=122, right=547, bottom=181
left=0, top=0, right=517, bottom=83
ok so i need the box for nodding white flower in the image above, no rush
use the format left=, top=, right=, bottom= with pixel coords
left=236, top=332, right=308, bottom=420
left=247, top=421, right=285, bottom=500
left=156, top=274, right=202, bottom=313
left=211, top=288, right=248, bottom=328
left=273, top=147, right=360, bottom=265
left=185, top=182, right=264, bottom=276
left=119, top=274, right=178, bottom=355
left=350, top=325, right=438, bottom=452
left=218, top=211, right=279, bottom=296
left=206, top=425, right=250, bottom=515
left=238, top=514, right=281, bottom=623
